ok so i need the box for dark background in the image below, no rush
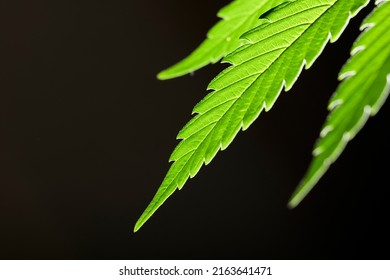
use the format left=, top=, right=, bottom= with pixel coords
left=0, top=0, right=388, bottom=259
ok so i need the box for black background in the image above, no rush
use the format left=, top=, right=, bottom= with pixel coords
left=0, top=0, right=389, bottom=259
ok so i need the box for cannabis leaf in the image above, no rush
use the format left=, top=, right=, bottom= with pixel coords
left=289, top=0, right=390, bottom=208
left=135, top=0, right=369, bottom=232
left=158, top=0, right=286, bottom=80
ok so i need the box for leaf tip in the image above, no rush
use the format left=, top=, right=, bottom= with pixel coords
left=158, top=68, right=196, bottom=80
left=288, top=182, right=311, bottom=209
left=157, top=70, right=173, bottom=80
left=287, top=190, right=305, bottom=209
left=287, top=199, right=298, bottom=210
left=133, top=218, right=144, bottom=233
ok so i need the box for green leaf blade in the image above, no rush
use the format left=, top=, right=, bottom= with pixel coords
left=157, top=0, right=287, bottom=80
left=135, top=0, right=369, bottom=232
left=289, top=0, right=390, bottom=208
